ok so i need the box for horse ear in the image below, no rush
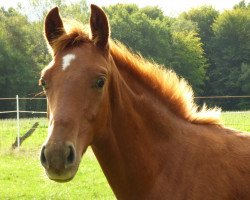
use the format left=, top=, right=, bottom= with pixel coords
left=90, top=4, right=110, bottom=49
left=44, top=7, right=65, bottom=46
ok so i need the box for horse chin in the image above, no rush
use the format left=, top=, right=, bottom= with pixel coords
left=50, top=176, right=74, bottom=183
left=45, top=169, right=77, bottom=183
left=44, top=163, right=80, bottom=183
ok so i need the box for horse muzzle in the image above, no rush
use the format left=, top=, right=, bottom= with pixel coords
left=40, top=141, right=79, bottom=182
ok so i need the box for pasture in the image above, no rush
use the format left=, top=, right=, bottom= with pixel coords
left=0, top=118, right=115, bottom=199
left=0, top=112, right=249, bottom=199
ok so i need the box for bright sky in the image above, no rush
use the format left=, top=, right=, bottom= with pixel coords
left=1, top=0, right=249, bottom=16
left=87, top=0, right=249, bottom=16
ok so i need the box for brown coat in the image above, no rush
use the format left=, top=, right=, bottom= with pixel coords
left=40, top=5, right=250, bottom=200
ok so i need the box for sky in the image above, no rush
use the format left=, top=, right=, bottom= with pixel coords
left=0, top=0, right=249, bottom=16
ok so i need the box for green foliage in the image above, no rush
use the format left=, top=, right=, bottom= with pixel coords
left=181, top=3, right=250, bottom=109
left=170, top=31, right=207, bottom=94
left=105, top=4, right=207, bottom=94
left=105, top=4, right=172, bottom=65
left=209, top=8, right=250, bottom=96
left=180, top=6, right=219, bottom=95
left=17, top=0, right=89, bottom=22
left=140, top=6, right=165, bottom=20
left=239, top=63, right=250, bottom=93
left=233, top=0, right=250, bottom=9
left=0, top=1, right=249, bottom=111
left=0, top=7, right=47, bottom=115
left=0, top=8, right=40, bottom=97
left=59, top=0, right=89, bottom=22
left=181, top=6, right=219, bottom=45
left=170, top=18, right=198, bottom=33
left=0, top=1, right=90, bottom=116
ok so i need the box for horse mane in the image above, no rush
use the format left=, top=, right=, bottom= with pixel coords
left=48, top=21, right=92, bottom=55
left=109, top=42, right=221, bottom=125
left=49, top=21, right=221, bottom=125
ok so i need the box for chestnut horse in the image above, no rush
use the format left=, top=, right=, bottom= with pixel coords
left=40, top=5, right=250, bottom=200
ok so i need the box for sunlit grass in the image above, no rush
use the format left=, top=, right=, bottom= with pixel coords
left=0, top=118, right=115, bottom=200
left=221, top=111, right=250, bottom=132
left=0, top=113, right=249, bottom=199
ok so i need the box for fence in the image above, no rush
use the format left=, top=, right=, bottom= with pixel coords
left=0, top=95, right=250, bottom=149
left=0, top=95, right=46, bottom=149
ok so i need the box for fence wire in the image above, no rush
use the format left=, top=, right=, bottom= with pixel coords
left=0, top=96, right=249, bottom=151
left=0, top=96, right=250, bottom=120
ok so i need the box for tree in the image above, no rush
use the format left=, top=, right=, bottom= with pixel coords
left=170, top=18, right=198, bottom=33
left=104, top=4, right=172, bottom=65
left=18, top=0, right=89, bottom=22
left=239, top=63, right=250, bottom=94
left=233, top=0, right=250, bottom=9
left=210, top=8, right=250, bottom=95
left=0, top=8, right=39, bottom=97
left=0, top=1, right=91, bottom=117
left=204, top=7, right=250, bottom=110
left=238, top=63, right=250, bottom=109
left=181, top=6, right=219, bottom=47
left=105, top=4, right=207, bottom=94
left=181, top=6, right=220, bottom=95
left=170, top=31, right=207, bottom=94
left=0, top=7, right=43, bottom=117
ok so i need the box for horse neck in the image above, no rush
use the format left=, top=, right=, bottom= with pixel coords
left=91, top=60, right=192, bottom=199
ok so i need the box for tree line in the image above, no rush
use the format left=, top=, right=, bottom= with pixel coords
left=0, top=0, right=249, bottom=116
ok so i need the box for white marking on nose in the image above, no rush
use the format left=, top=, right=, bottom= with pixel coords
left=62, top=54, right=76, bottom=71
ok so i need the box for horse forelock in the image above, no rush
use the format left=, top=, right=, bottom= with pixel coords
left=48, top=21, right=91, bottom=56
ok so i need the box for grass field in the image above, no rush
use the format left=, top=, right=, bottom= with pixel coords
left=221, top=111, right=250, bottom=132
left=0, top=112, right=249, bottom=199
left=0, top=118, right=115, bottom=200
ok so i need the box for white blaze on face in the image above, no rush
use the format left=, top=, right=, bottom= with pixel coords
left=62, top=54, right=76, bottom=71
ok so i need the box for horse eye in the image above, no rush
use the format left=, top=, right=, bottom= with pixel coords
left=40, top=79, right=47, bottom=89
left=95, top=77, right=105, bottom=89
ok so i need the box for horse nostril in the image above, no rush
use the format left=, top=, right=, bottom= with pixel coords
left=40, top=145, right=49, bottom=168
left=65, top=144, right=75, bottom=168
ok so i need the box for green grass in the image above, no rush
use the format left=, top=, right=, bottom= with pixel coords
left=0, top=112, right=249, bottom=199
left=221, top=111, right=250, bottom=132
left=0, top=151, right=114, bottom=200
left=0, top=118, right=115, bottom=200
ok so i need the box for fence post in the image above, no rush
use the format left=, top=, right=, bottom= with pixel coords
left=16, top=95, right=20, bottom=150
